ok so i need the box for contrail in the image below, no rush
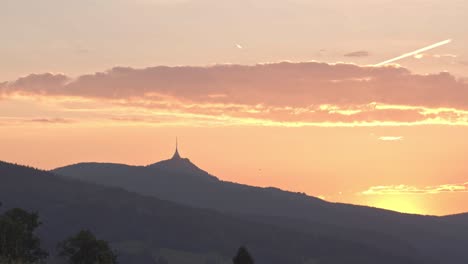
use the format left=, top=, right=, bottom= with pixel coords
left=375, top=39, right=452, bottom=66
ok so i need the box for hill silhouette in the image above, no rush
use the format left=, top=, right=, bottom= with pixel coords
left=53, top=150, right=468, bottom=264
left=0, top=160, right=430, bottom=264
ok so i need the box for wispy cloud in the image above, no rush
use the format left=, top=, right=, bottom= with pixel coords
left=413, top=53, right=457, bottom=59
left=360, top=182, right=468, bottom=195
left=344, top=51, right=369, bottom=57
left=29, top=118, right=74, bottom=124
left=433, top=54, right=457, bottom=58
left=378, top=136, right=403, bottom=141
left=0, top=117, right=74, bottom=125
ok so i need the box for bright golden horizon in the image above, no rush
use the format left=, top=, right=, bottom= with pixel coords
left=368, top=196, right=428, bottom=215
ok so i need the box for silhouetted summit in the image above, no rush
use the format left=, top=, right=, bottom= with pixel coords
left=146, top=140, right=219, bottom=182
left=148, top=157, right=219, bottom=182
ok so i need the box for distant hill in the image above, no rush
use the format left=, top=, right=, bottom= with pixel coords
left=441, top=213, right=468, bottom=228
left=53, top=152, right=468, bottom=264
left=0, top=160, right=428, bottom=264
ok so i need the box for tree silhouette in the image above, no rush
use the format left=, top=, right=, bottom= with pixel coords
left=0, top=204, right=48, bottom=263
left=232, top=246, right=254, bottom=264
left=58, top=230, right=118, bottom=264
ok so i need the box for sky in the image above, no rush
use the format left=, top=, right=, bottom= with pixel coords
left=1, top=0, right=468, bottom=216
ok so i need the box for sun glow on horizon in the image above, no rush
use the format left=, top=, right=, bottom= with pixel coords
left=370, top=196, right=428, bottom=215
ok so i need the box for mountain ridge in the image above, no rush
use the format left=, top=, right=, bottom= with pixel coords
left=0, top=160, right=429, bottom=264
left=51, top=154, right=468, bottom=264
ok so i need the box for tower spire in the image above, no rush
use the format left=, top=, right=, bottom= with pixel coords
left=172, top=136, right=181, bottom=159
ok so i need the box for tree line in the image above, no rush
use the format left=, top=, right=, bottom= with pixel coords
left=0, top=202, right=254, bottom=264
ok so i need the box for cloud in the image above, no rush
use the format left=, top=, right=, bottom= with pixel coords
left=344, top=51, right=369, bottom=57
left=412, top=53, right=457, bottom=60
left=4, top=62, right=466, bottom=109
left=29, top=118, right=73, bottom=124
left=0, top=117, right=74, bottom=125
left=4, top=73, right=70, bottom=95
left=433, top=54, right=457, bottom=58
left=360, top=182, right=468, bottom=195
left=378, top=136, right=403, bottom=141
left=2, top=62, right=468, bottom=126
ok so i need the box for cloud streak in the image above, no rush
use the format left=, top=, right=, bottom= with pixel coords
left=0, top=117, right=75, bottom=125
left=378, top=136, right=403, bottom=141
left=344, top=51, right=369, bottom=57
left=360, top=182, right=468, bottom=195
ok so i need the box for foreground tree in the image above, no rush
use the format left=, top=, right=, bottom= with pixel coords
left=58, top=230, right=118, bottom=264
left=232, top=246, right=254, bottom=264
left=0, top=204, right=48, bottom=263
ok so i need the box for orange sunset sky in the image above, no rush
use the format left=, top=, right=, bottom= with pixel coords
left=1, top=0, right=468, bottom=216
